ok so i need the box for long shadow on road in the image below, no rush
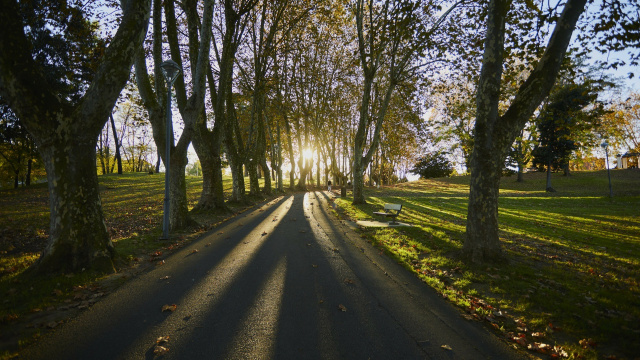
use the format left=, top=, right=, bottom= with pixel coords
left=21, top=192, right=525, bottom=360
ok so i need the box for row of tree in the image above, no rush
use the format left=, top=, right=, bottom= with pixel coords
left=0, top=0, right=638, bottom=273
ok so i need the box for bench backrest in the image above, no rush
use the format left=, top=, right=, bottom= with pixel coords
left=384, top=203, right=402, bottom=212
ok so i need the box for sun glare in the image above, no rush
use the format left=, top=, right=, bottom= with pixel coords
left=303, top=148, right=313, bottom=160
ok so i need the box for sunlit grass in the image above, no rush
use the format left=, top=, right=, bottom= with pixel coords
left=335, top=169, right=640, bottom=359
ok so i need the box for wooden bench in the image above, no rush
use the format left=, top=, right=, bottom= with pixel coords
left=373, top=203, right=402, bottom=225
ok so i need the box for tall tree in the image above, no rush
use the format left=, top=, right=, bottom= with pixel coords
left=135, top=0, right=213, bottom=229
left=0, top=0, right=151, bottom=273
left=461, top=0, right=639, bottom=262
left=351, top=0, right=456, bottom=204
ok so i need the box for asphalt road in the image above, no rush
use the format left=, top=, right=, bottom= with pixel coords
left=21, top=192, right=526, bottom=360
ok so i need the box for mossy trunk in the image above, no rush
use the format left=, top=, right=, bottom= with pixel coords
left=169, top=153, right=192, bottom=230
left=463, top=147, right=503, bottom=263
left=228, top=158, right=246, bottom=203
left=35, top=140, right=114, bottom=274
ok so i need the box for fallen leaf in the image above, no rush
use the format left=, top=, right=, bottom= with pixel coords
left=160, top=276, right=170, bottom=280
left=154, top=345, right=169, bottom=355
left=157, top=260, right=165, bottom=266
left=156, top=336, right=169, bottom=344
left=441, top=345, right=452, bottom=350
left=191, top=249, right=199, bottom=254
left=161, top=304, right=177, bottom=312
left=338, top=304, right=347, bottom=312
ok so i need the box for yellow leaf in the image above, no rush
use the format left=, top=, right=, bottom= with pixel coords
left=161, top=304, right=177, bottom=312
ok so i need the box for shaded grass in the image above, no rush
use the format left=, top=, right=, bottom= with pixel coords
left=335, top=169, right=640, bottom=359
left=0, top=172, right=286, bottom=358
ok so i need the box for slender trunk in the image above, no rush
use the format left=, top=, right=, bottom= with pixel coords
left=517, top=165, right=524, bottom=182
left=110, top=114, right=123, bottom=174
left=26, top=157, right=32, bottom=186
left=546, top=160, right=554, bottom=192
left=98, top=132, right=107, bottom=175
left=284, top=115, right=295, bottom=190
left=155, top=150, right=161, bottom=173
left=36, top=140, right=114, bottom=273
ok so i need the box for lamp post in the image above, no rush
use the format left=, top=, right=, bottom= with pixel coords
left=601, top=141, right=613, bottom=198
left=160, top=60, right=181, bottom=240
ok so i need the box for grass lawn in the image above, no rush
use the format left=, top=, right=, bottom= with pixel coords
left=0, top=172, right=284, bottom=358
left=334, top=169, right=640, bottom=359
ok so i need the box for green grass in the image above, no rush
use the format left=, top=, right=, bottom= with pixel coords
left=0, top=172, right=288, bottom=358
left=335, top=169, right=640, bottom=359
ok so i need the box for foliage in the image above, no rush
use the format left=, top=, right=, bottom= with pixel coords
left=532, top=83, right=598, bottom=172
left=409, top=151, right=453, bottom=179
left=335, top=170, right=640, bottom=359
left=600, top=92, right=640, bottom=153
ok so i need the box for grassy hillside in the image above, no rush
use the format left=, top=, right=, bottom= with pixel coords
left=334, top=169, right=640, bottom=359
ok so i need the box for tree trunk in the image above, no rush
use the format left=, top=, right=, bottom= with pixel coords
left=260, top=159, right=272, bottom=195
left=228, top=158, right=246, bottom=203
left=546, top=160, right=555, bottom=192
left=36, top=140, right=114, bottom=273
left=464, top=148, right=504, bottom=263
left=191, top=116, right=226, bottom=212
left=26, top=157, right=32, bottom=186
left=168, top=152, right=192, bottom=230
left=248, top=159, right=260, bottom=196
left=352, top=157, right=365, bottom=203
left=110, top=114, right=123, bottom=174
left=517, top=165, right=524, bottom=182
left=155, top=150, right=161, bottom=173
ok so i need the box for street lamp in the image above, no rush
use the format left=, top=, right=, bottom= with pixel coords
left=601, top=140, right=613, bottom=198
left=160, top=60, right=181, bottom=240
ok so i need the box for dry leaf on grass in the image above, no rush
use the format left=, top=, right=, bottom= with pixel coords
left=338, top=304, right=347, bottom=312
left=153, top=345, right=169, bottom=355
left=156, top=336, right=169, bottom=344
left=161, top=304, right=177, bottom=312
left=441, top=345, right=452, bottom=350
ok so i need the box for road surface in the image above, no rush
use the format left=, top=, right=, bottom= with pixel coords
left=21, top=192, right=525, bottom=359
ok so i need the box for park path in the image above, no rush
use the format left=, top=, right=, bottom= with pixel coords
left=21, top=192, right=524, bottom=360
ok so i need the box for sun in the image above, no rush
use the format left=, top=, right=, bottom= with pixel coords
left=303, top=148, right=313, bottom=160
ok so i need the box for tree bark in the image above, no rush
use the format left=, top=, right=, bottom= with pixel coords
left=36, top=140, right=114, bottom=273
